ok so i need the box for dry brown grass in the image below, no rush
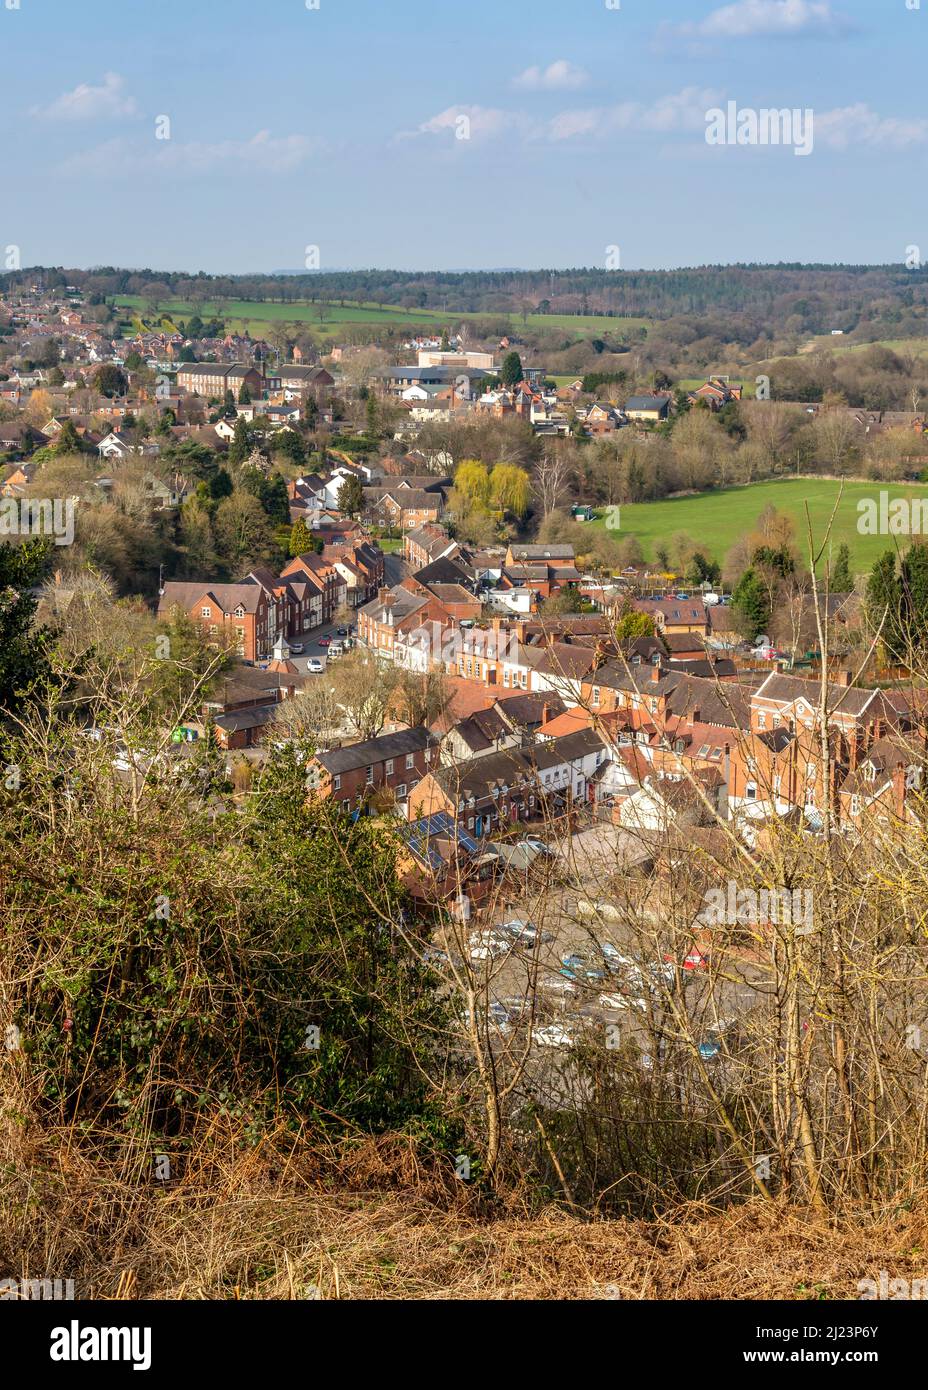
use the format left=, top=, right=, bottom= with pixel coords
left=3, top=1120, right=925, bottom=1300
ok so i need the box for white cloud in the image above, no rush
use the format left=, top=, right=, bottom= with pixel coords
left=397, top=105, right=541, bottom=143
left=814, top=104, right=928, bottom=150
left=671, top=0, right=853, bottom=40
left=548, top=88, right=722, bottom=141
left=403, top=89, right=721, bottom=146
left=59, top=129, right=322, bottom=178
left=33, top=72, right=138, bottom=122
left=512, top=60, right=590, bottom=92
left=399, top=88, right=927, bottom=156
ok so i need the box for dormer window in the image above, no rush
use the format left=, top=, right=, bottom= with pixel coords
left=234, top=606, right=245, bottom=618
left=864, top=763, right=876, bottom=783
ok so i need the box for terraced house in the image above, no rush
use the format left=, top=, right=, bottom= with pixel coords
left=304, top=728, right=439, bottom=816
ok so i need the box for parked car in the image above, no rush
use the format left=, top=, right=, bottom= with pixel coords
left=468, top=930, right=510, bottom=962
left=499, top=918, right=553, bottom=947
left=599, top=992, right=646, bottom=1012
left=664, top=950, right=709, bottom=972
left=289, top=642, right=304, bottom=654
left=541, top=974, right=577, bottom=994
left=532, top=1023, right=575, bottom=1048
left=560, top=953, right=607, bottom=983
left=518, top=837, right=556, bottom=858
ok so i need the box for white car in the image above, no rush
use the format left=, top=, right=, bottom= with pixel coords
left=499, top=918, right=552, bottom=947
left=532, top=1023, right=575, bottom=1048
left=468, top=931, right=510, bottom=962
left=306, top=658, right=324, bottom=673
left=599, top=992, right=647, bottom=1012
left=540, top=974, right=577, bottom=994
left=518, top=838, right=555, bottom=858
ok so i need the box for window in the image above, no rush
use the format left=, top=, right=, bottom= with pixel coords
left=864, top=764, right=876, bottom=783
left=342, top=800, right=350, bottom=812
left=850, top=794, right=861, bottom=817
left=406, top=754, right=415, bottom=769
left=385, top=759, right=394, bottom=775
left=234, top=606, right=245, bottom=618
left=746, top=782, right=757, bottom=801
left=396, top=783, right=407, bottom=799
left=201, top=606, right=211, bottom=618
left=697, top=743, right=711, bottom=758
left=757, top=712, right=767, bottom=729
left=333, top=775, right=341, bottom=791
left=592, top=686, right=601, bottom=707
left=366, top=766, right=374, bottom=785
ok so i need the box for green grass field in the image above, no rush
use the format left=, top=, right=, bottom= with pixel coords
left=113, top=295, right=649, bottom=343
left=802, top=336, right=928, bottom=358
left=592, top=478, right=928, bottom=573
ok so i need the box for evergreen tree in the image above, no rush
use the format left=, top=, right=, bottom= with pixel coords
left=337, top=475, right=364, bottom=515
left=55, top=420, right=83, bottom=454
left=731, top=567, right=771, bottom=642
left=259, top=473, right=291, bottom=527
left=228, top=417, right=253, bottom=466
left=900, top=543, right=928, bottom=655
left=208, top=467, right=234, bottom=500
left=865, top=550, right=903, bottom=663
left=500, top=351, right=523, bottom=388
left=0, top=539, right=50, bottom=711
left=830, top=543, right=853, bottom=593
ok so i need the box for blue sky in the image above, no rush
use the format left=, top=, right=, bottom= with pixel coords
left=3, top=0, right=927, bottom=273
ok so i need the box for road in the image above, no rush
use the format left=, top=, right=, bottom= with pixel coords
left=284, top=619, right=355, bottom=677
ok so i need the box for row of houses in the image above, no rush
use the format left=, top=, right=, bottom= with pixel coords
left=158, top=538, right=384, bottom=663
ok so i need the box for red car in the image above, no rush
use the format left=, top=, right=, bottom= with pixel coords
left=664, top=950, right=710, bottom=972
left=318, top=638, right=331, bottom=647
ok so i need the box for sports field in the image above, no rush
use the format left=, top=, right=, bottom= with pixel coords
left=591, top=478, right=928, bottom=573
left=113, top=295, right=649, bottom=343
